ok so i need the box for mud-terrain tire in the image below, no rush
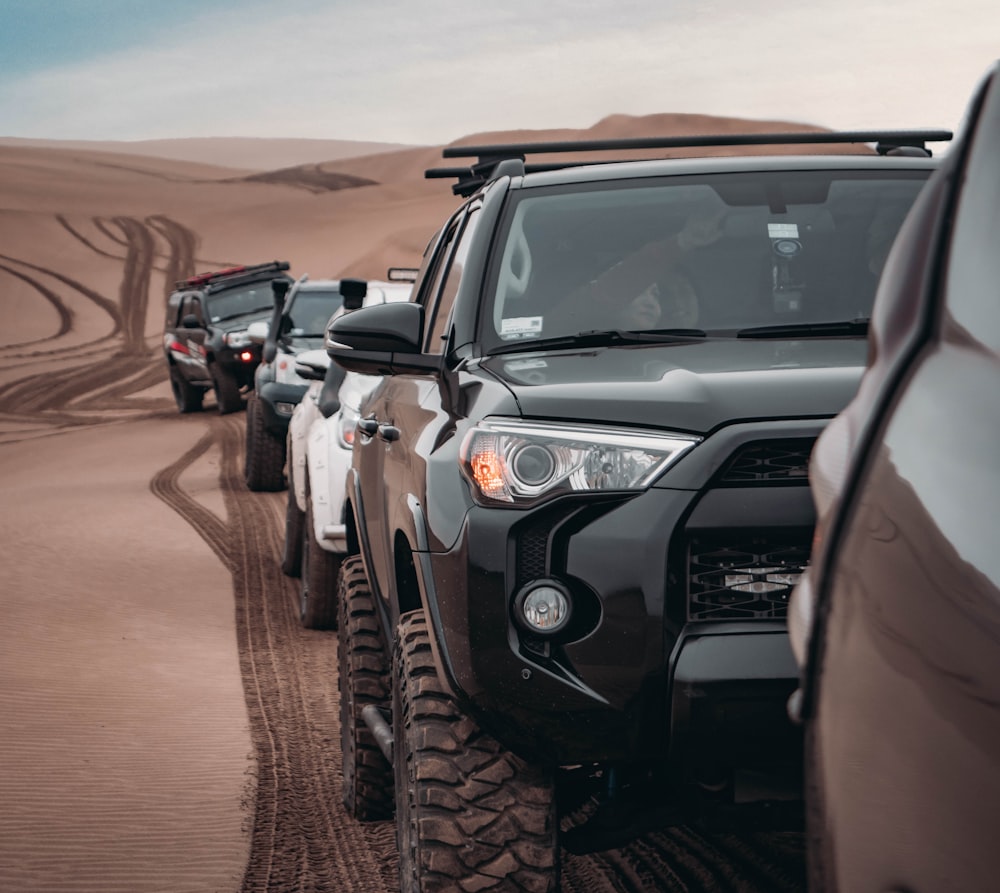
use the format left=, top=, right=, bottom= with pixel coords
left=244, top=392, right=286, bottom=491
left=280, top=460, right=304, bottom=577
left=338, top=555, right=394, bottom=821
left=210, top=363, right=243, bottom=415
left=169, top=365, right=203, bottom=413
left=299, top=497, right=340, bottom=629
left=393, top=610, right=560, bottom=893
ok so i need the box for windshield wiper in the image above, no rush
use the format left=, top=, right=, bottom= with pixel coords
left=737, top=318, right=870, bottom=338
left=214, top=306, right=273, bottom=323
left=490, top=328, right=707, bottom=355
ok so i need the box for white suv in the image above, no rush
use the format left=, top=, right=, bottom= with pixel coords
left=280, top=279, right=413, bottom=628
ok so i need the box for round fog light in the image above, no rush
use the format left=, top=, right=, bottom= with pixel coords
left=517, top=583, right=571, bottom=634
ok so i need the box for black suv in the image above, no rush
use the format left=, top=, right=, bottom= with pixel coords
left=327, top=130, right=949, bottom=891
left=163, top=261, right=293, bottom=414
left=244, top=275, right=367, bottom=491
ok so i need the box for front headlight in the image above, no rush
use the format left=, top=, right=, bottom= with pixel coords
left=460, top=418, right=700, bottom=506
left=223, top=330, right=253, bottom=348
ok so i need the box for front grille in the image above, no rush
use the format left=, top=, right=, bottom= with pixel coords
left=716, top=438, right=815, bottom=485
left=688, top=534, right=811, bottom=620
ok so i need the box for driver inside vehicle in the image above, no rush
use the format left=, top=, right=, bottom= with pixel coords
left=613, top=270, right=701, bottom=330
left=546, top=207, right=723, bottom=333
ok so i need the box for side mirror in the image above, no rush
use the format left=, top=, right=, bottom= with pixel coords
left=181, top=314, right=201, bottom=328
left=294, top=349, right=331, bottom=381
left=340, top=277, right=368, bottom=311
left=246, top=320, right=269, bottom=344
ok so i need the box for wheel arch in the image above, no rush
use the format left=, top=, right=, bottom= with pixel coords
left=393, top=530, right=422, bottom=617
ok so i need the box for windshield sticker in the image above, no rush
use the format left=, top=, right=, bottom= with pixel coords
left=500, top=316, right=544, bottom=338
left=768, top=223, right=799, bottom=239
left=505, top=358, right=548, bottom=372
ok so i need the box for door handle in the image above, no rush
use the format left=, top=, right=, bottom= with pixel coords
left=357, top=417, right=379, bottom=436
left=378, top=424, right=400, bottom=442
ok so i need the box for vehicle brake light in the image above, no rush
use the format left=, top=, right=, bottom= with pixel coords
left=239, top=350, right=254, bottom=362
left=167, top=340, right=190, bottom=355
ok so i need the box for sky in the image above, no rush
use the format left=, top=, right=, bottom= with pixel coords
left=1, top=0, right=997, bottom=147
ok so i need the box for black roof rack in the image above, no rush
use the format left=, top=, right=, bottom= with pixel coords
left=176, top=260, right=290, bottom=291
left=427, top=129, right=954, bottom=197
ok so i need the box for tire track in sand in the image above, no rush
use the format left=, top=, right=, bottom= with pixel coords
left=0, top=252, right=122, bottom=337
left=154, top=417, right=400, bottom=893
left=110, top=216, right=155, bottom=356
left=0, top=262, right=74, bottom=346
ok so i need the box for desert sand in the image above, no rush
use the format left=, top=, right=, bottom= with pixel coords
left=0, top=114, right=823, bottom=892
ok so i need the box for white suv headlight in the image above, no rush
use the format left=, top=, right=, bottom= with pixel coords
left=460, top=418, right=700, bottom=506
left=223, top=330, right=253, bottom=348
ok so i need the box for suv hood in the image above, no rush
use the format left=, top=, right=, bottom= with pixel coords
left=480, top=338, right=868, bottom=434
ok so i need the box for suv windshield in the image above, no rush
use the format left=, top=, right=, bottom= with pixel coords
left=485, top=170, right=928, bottom=349
left=286, top=290, right=344, bottom=337
left=207, top=283, right=276, bottom=323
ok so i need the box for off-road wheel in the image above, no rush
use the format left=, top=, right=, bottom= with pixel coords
left=169, top=365, right=203, bottom=413
left=393, top=610, right=560, bottom=893
left=280, top=459, right=305, bottom=577
left=210, top=363, right=243, bottom=415
left=299, top=497, right=340, bottom=629
left=338, top=555, right=394, bottom=820
left=244, top=392, right=286, bottom=491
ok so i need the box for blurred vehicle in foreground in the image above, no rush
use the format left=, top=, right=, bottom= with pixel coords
left=788, top=59, right=1000, bottom=893
left=243, top=275, right=367, bottom=491
left=281, top=278, right=413, bottom=628
left=162, top=261, right=293, bottom=414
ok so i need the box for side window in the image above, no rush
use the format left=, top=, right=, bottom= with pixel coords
left=424, top=207, right=482, bottom=354
left=180, top=296, right=203, bottom=325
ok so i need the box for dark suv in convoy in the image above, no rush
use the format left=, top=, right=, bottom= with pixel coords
left=163, top=261, right=293, bottom=414
left=788, top=62, right=999, bottom=892
left=243, top=275, right=367, bottom=491
left=326, top=129, right=949, bottom=891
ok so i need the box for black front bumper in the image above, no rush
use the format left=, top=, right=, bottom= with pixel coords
left=421, top=481, right=809, bottom=772
left=667, top=628, right=802, bottom=777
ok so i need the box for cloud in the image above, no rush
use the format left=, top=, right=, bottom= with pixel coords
left=0, top=0, right=996, bottom=143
